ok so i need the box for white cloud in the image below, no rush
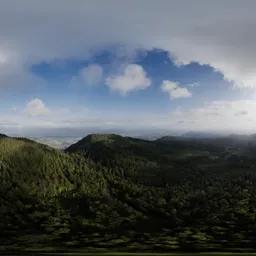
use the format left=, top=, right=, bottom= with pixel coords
left=106, top=64, right=151, bottom=95
left=24, top=98, right=49, bottom=117
left=186, top=82, right=200, bottom=88
left=2, top=1, right=256, bottom=88
left=80, top=64, right=103, bottom=85
left=161, top=80, right=192, bottom=99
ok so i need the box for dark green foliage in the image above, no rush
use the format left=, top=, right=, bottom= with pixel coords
left=1, top=133, right=256, bottom=251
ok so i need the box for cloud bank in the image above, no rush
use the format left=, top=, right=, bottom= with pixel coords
left=0, top=0, right=256, bottom=88
left=2, top=98, right=255, bottom=136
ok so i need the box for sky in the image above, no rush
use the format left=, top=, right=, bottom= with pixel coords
left=1, top=0, right=256, bottom=136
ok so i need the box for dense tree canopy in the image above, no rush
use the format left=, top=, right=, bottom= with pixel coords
left=1, top=133, right=256, bottom=252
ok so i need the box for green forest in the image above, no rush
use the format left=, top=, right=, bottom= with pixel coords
left=1, top=132, right=256, bottom=252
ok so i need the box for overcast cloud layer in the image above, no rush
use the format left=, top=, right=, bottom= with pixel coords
left=1, top=0, right=256, bottom=88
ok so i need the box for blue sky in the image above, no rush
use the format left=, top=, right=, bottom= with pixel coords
left=1, top=1, right=256, bottom=136
left=29, top=49, right=236, bottom=112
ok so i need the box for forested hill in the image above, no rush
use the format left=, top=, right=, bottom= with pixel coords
left=1, top=133, right=256, bottom=252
